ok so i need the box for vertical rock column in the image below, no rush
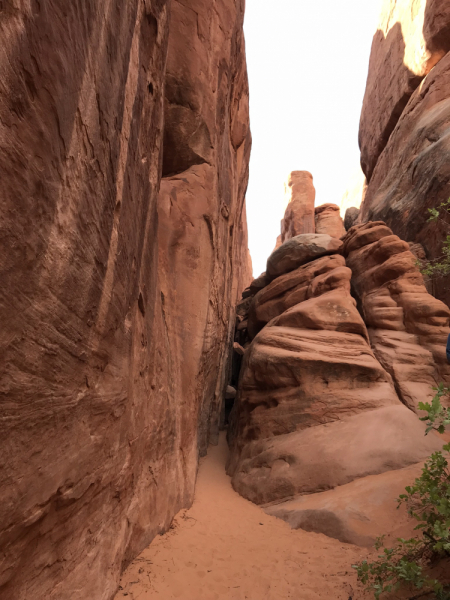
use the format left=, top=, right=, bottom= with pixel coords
left=157, top=0, right=252, bottom=458
left=279, top=171, right=316, bottom=244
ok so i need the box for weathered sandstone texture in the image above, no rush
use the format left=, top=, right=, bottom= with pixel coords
left=359, top=49, right=450, bottom=306
left=0, top=2, right=251, bottom=599
left=280, top=171, right=315, bottom=243
left=314, top=204, right=345, bottom=239
left=359, top=0, right=450, bottom=181
left=228, top=220, right=445, bottom=544
left=344, top=222, right=450, bottom=413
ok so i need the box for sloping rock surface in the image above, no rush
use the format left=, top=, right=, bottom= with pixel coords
left=265, top=463, right=423, bottom=547
left=0, top=2, right=251, bottom=599
left=248, top=254, right=348, bottom=338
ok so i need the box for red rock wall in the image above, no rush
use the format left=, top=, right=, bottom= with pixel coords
left=358, top=0, right=450, bottom=306
left=359, top=0, right=450, bottom=181
left=158, top=0, right=252, bottom=457
left=0, top=1, right=251, bottom=598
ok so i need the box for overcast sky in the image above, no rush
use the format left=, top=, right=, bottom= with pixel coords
left=244, top=0, right=381, bottom=275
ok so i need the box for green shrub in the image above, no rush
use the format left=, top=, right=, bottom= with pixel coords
left=353, top=386, right=450, bottom=599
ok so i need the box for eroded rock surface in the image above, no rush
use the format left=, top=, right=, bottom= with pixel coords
left=344, top=222, right=450, bottom=412
left=248, top=254, right=349, bottom=338
left=0, top=1, right=251, bottom=599
left=229, top=219, right=446, bottom=545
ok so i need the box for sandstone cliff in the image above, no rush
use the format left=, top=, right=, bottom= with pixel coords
left=0, top=2, right=251, bottom=599
left=358, top=0, right=450, bottom=306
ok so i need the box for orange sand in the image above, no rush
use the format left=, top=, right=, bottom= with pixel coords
left=115, top=433, right=373, bottom=600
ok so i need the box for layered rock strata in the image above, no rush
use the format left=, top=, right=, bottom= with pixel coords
left=228, top=221, right=445, bottom=544
left=344, top=222, right=450, bottom=412
left=0, top=2, right=251, bottom=599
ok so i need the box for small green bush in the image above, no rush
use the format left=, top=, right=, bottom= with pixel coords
left=353, top=386, right=450, bottom=600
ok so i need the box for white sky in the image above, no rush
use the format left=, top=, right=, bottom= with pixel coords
left=244, top=0, right=381, bottom=276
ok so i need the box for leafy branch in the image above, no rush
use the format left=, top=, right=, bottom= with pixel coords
left=353, top=386, right=450, bottom=599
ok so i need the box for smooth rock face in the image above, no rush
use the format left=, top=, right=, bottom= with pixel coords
left=344, top=222, right=450, bottom=412
left=0, top=2, right=251, bottom=599
left=266, top=234, right=343, bottom=280
left=230, top=405, right=442, bottom=505
left=359, top=50, right=450, bottom=306
left=314, top=204, right=346, bottom=238
left=265, top=464, right=423, bottom=547
left=359, top=0, right=450, bottom=181
left=280, top=171, right=316, bottom=243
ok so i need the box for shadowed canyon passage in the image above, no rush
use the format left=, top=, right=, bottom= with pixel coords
left=1, top=1, right=450, bottom=600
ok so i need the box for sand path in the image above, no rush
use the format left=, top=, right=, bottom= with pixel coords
left=115, top=433, right=373, bottom=600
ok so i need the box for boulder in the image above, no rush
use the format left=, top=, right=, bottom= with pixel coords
left=229, top=218, right=449, bottom=545
left=225, top=386, right=237, bottom=400
left=359, top=0, right=450, bottom=180
left=314, top=204, right=345, bottom=239
left=280, top=171, right=316, bottom=243
left=266, top=234, right=343, bottom=280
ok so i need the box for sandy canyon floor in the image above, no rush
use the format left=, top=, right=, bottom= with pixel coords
left=115, top=433, right=375, bottom=600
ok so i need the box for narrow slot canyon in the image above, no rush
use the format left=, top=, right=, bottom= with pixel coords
left=1, top=1, right=450, bottom=600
